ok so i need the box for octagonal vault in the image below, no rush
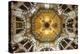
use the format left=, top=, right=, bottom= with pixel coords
left=32, top=9, right=62, bottom=42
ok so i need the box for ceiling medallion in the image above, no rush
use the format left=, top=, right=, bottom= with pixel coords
left=32, top=9, right=62, bottom=42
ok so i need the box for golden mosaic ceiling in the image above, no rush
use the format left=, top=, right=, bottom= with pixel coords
left=32, top=9, right=62, bottom=42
